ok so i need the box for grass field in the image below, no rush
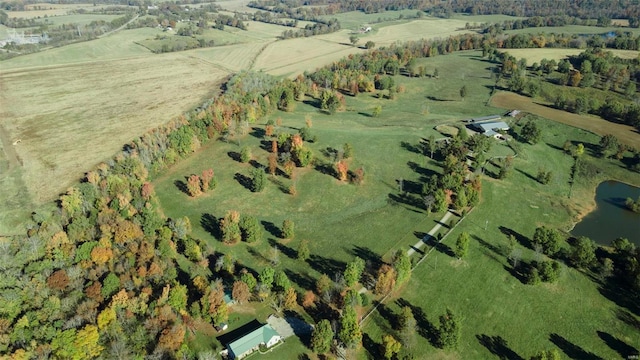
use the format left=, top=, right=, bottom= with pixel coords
left=500, top=48, right=639, bottom=64
left=149, top=51, right=640, bottom=358
left=5, top=3, right=107, bottom=18
left=37, top=14, right=122, bottom=26
left=491, top=91, right=640, bottom=148
left=506, top=25, right=640, bottom=36
left=0, top=33, right=229, bottom=207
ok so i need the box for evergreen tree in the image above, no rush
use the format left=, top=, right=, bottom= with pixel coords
left=437, top=308, right=461, bottom=349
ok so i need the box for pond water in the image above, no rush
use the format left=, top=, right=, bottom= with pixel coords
left=572, top=180, right=640, bottom=246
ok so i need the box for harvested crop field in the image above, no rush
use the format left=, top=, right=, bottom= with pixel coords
left=253, top=36, right=362, bottom=76
left=0, top=53, right=228, bottom=204
left=491, top=92, right=640, bottom=147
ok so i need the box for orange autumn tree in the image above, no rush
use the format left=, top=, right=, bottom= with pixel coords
left=187, top=174, right=202, bottom=197
left=336, top=160, right=349, bottom=181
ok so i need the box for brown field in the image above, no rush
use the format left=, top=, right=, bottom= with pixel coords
left=500, top=48, right=639, bottom=64
left=0, top=52, right=228, bottom=203
left=252, top=36, right=363, bottom=76
left=491, top=92, right=640, bottom=148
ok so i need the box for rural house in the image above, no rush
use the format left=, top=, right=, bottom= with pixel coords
left=222, top=323, right=282, bottom=359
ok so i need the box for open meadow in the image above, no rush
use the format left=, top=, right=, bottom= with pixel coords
left=500, top=47, right=639, bottom=64
left=150, top=50, right=640, bottom=357
left=0, top=28, right=232, bottom=235
left=491, top=91, right=640, bottom=148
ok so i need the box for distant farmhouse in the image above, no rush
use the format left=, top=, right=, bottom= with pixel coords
left=468, top=115, right=510, bottom=138
left=220, top=322, right=282, bottom=359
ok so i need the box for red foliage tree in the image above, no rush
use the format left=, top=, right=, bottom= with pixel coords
left=336, top=160, right=348, bottom=181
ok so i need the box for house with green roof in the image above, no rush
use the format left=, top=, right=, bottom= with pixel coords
left=225, top=323, right=282, bottom=359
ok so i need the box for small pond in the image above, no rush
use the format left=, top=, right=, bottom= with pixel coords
left=572, top=180, right=640, bottom=246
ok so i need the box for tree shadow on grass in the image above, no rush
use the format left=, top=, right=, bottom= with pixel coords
left=228, top=151, right=242, bottom=162
left=396, top=298, right=438, bottom=346
left=284, top=269, right=315, bottom=292
left=201, top=213, right=220, bottom=239
left=267, top=176, right=290, bottom=194
left=234, top=172, right=253, bottom=191
left=174, top=178, right=189, bottom=195
left=473, top=234, right=506, bottom=257
left=249, top=159, right=263, bottom=169
left=308, top=254, right=346, bottom=277
left=499, top=226, right=532, bottom=250
left=350, top=246, right=382, bottom=272
left=314, top=161, right=337, bottom=179
left=599, top=278, right=640, bottom=316
left=261, top=220, right=281, bottom=238
left=597, top=331, right=639, bottom=359
left=376, top=302, right=401, bottom=330
left=503, top=262, right=531, bottom=285
left=388, top=193, right=425, bottom=212
left=422, top=235, right=455, bottom=258
left=616, top=309, right=640, bottom=330
left=401, top=141, right=423, bottom=155
left=247, top=247, right=270, bottom=264
left=362, top=333, right=382, bottom=359
left=476, top=334, right=524, bottom=360
left=515, top=168, right=540, bottom=183
left=549, top=333, right=604, bottom=360
left=268, top=238, right=296, bottom=259
left=408, top=160, right=438, bottom=178
left=250, top=127, right=265, bottom=139
left=305, top=300, right=338, bottom=324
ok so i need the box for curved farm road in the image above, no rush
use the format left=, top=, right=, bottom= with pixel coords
left=491, top=92, right=640, bottom=148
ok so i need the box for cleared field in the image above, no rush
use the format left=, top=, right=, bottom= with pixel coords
left=0, top=52, right=229, bottom=204
left=253, top=36, right=363, bottom=76
left=318, top=9, right=421, bottom=30
left=501, top=48, right=639, bottom=63
left=506, top=25, right=640, bottom=36
left=1, top=28, right=157, bottom=70
left=190, top=41, right=269, bottom=72
left=317, top=19, right=475, bottom=48
left=6, top=3, right=119, bottom=18
left=38, top=14, right=122, bottom=26
left=491, top=91, right=640, bottom=148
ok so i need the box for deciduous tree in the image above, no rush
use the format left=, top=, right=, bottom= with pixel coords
left=232, top=281, right=250, bottom=304
left=382, top=334, right=402, bottom=359
left=311, top=319, right=333, bottom=354
left=338, top=306, right=361, bottom=348
left=375, top=264, right=397, bottom=295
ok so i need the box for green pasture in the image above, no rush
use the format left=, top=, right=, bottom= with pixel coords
left=0, top=28, right=154, bottom=70
left=318, top=10, right=421, bottom=30
left=363, top=123, right=640, bottom=358
left=151, top=50, right=640, bottom=357
left=39, top=13, right=122, bottom=26
left=505, top=24, right=640, bottom=36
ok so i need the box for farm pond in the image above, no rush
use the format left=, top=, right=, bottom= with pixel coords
left=572, top=180, right=640, bottom=246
